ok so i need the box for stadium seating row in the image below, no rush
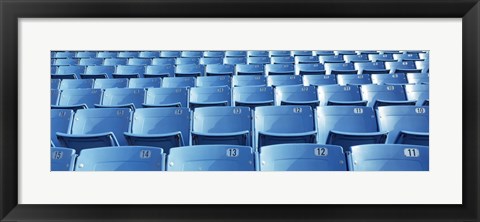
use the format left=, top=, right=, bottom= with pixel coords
left=51, top=106, right=429, bottom=154
left=51, top=61, right=429, bottom=79
left=51, top=144, right=429, bottom=171
left=51, top=73, right=429, bottom=89
left=52, top=50, right=428, bottom=59
left=51, top=84, right=429, bottom=111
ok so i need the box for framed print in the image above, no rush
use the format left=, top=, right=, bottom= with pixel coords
left=1, top=0, right=479, bottom=221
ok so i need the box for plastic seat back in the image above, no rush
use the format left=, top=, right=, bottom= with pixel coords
left=295, top=63, right=325, bottom=75
left=51, top=147, right=77, bottom=171
left=56, top=88, right=102, bottom=109
left=103, top=58, right=127, bottom=66
left=128, top=78, right=162, bottom=88
left=75, top=146, right=165, bottom=171
left=189, top=86, right=231, bottom=109
left=317, top=85, right=365, bottom=106
left=274, top=85, right=319, bottom=108
left=59, top=79, right=94, bottom=90
left=144, top=87, right=189, bottom=108
left=302, top=75, right=336, bottom=86
left=354, top=62, right=388, bottom=74
left=196, top=76, right=232, bottom=87
left=94, top=79, right=128, bottom=89
left=267, top=75, right=303, bottom=87
left=205, top=64, right=235, bottom=76
left=371, top=73, right=408, bottom=85
left=265, top=64, right=295, bottom=75
left=99, top=88, right=145, bottom=109
left=232, top=75, right=267, bottom=87
left=200, top=57, right=223, bottom=65
left=324, top=63, right=357, bottom=74
left=167, top=145, right=255, bottom=171
left=175, top=64, right=205, bottom=77
left=259, top=144, right=347, bottom=171
left=360, top=84, right=411, bottom=107
left=233, top=86, right=274, bottom=109
left=404, top=84, right=429, bottom=106
left=337, top=74, right=372, bottom=86
left=376, top=106, right=429, bottom=145
left=51, top=109, right=74, bottom=146
left=348, top=144, right=429, bottom=171
left=235, top=64, right=265, bottom=75
left=162, top=77, right=196, bottom=88
left=84, top=65, right=116, bottom=79
left=127, top=58, right=152, bottom=66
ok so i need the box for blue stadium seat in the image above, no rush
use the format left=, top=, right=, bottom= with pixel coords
left=128, top=78, right=162, bottom=88
left=343, top=54, right=369, bottom=63
left=199, top=57, right=223, bottom=65
left=162, top=77, right=196, bottom=88
left=53, top=51, right=76, bottom=58
left=291, top=51, right=313, bottom=56
left=53, top=58, right=78, bottom=66
left=419, top=52, right=429, bottom=60
left=97, top=51, right=118, bottom=58
left=393, top=53, right=421, bottom=62
left=354, top=62, right=389, bottom=74
left=127, top=58, right=152, bottom=66
left=385, top=61, right=422, bottom=73
left=151, top=58, right=176, bottom=65
left=232, top=75, right=266, bottom=87
left=167, top=145, right=255, bottom=171
left=196, top=76, right=232, bottom=87
left=404, top=84, right=429, bottom=106
left=275, top=85, right=319, bottom=108
left=265, top=64, right=295, bottom=75
left=269, top=51, right=291, bottom=57
left=93, top=78, right=128, bottom=89
left=103, top=58, right=127, bottom=66
left=52, top=89, right=103, bottom=110
left=143, top=87, right=189, bottom=108
left=75, top=146, right=165, bottom=171
left=324, top=63, right=357, bottom=74
left=160, top=51, right=181, bottom=58
left=189, top=86, right=231, bottom=110
left=55, top=65, right=86, bottom=79
left=225, top=51, right=247, bottom=57
left=271, top=56, right=295, bottom=64
left=51, top=65, right=57, bottom=75
left=51, top=79, right=61, bottom=89
left=59, top=79, right=94, bottom=90
left=95, top=88, right=145, bottom=109
left=224, top=57, right=247, bottom=65
left=415, top=60, right=429, bottom=73
left=235, top=64, right=265, bottom=75
left=175, top=57, right=200, bottom=65
left=368, top=54, right=396, bottom=62
left=247, top=57, right=271, bottom=65
left=357, top=50, right=379, bottom=55
left=144, top=65, right=175, bottom=78
left=259, top=144, right=347, bottom=171
left=316, top=106, right=387, bottom=152
left=295, top=64, right=326, bottom=75
left=124, top=108, right=191, bottom=153
left=337, top=74, right=372, bottom=86
left=51, top=147, right=77, bottom=171
left=175, top=64, right=205, bottom=77
left=254, top=106, right=317, bottom=149
left=192, top=107, right=252, bottom=146
left=406, top=73, right=429, bottom=84
left=203, top=51, right=225, bottom=58
left=267, top=75, right=303, bottom=87
left=376, top=106, right=429, bottom=145
left=57, top=108, right=133, bottom=152
left=347, top=144, right=429, bottom=171
left=360, top=84, right=415, bottom=108
left=233, top=86, right=274, bottom=109
left=79, top=58, right=104, bottom=66
left=317, top=85, right=367, bottom=106
left=302, top=75, right=337, bottom=86
left=75, top=51, right=97, bottom=58
left=51, top=89, right=59, bottom=105
left=181, top=51, right=203, bottom=58
left=294, top=56, right=320, bottom=64
left=205, top=64, right=235, bottom=76
left=51, top=109, right=74, bottom=147
left=82, top=65, right=116, bottom=79
left=139, top=51, right=160, bottom=58
left=319, top=55, right=344, bottom=64
left=118, top=51, right=139, bottom=58
left=335, top=50, right=357, bottom=55
left=247, top=51, right=268, bottom=57
left=371, top=73, right=408, bottom=85
left=314, top=50, right=335, bottom=56
left=113, top=65, right=145, bottom=78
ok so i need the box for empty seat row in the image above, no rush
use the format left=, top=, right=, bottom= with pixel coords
left=51, top=73, right=429, bottom=91
left=53, top=50, right=429, bottom=59
left=51, top=61, right=429, bottom=79
left=51, top=143, right=429, bottom=171
left=51, top=84, right=429, bottom=112
left=51, top=106, right=429, bottom=154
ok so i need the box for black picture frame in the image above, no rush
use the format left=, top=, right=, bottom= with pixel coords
left=1, top=0, right=479, bottom=221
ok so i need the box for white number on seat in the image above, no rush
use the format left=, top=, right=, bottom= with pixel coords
left=404, top=148, right=420, bottom=157
left=226, top=148, right=239, bottom=157
left=314, top=148, right=328, bottom=156
left=140, top=150, right=152, bottom=159
left=52, top=151, right=63, bottom=160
